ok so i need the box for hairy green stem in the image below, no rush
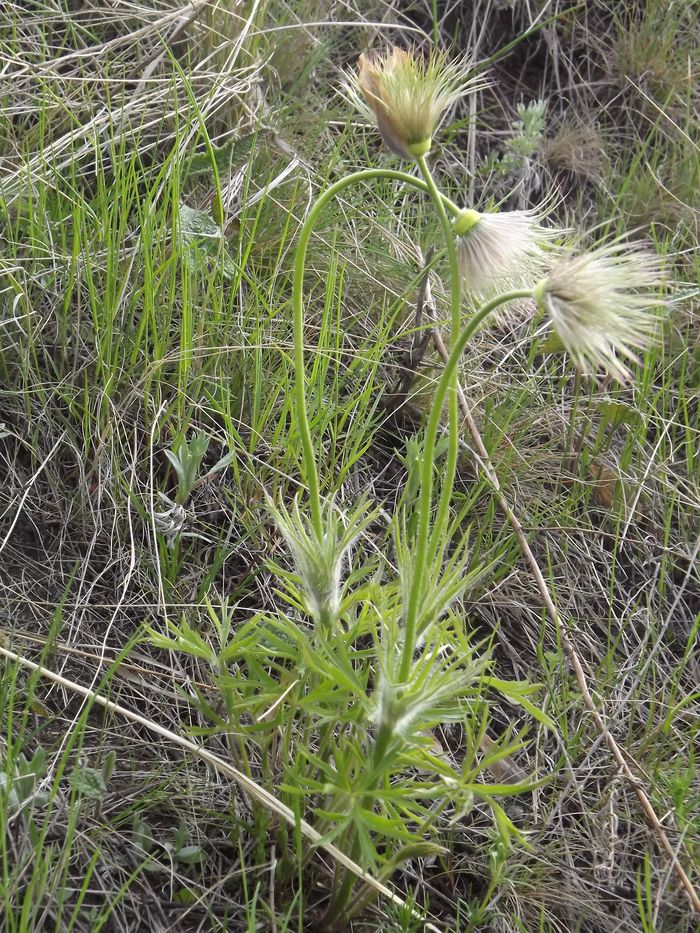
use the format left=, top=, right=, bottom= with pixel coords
left=398, top=288, right=534, bottom=681
left=415, top=154, right=462, bottom=573
left=331, top=290, right=536, bottom=923
left=292, top=169, right=461, bottom=537
left=326, top=718, right=397, bottom=924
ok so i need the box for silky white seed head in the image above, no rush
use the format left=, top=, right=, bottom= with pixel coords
left=454, top=207, right=558, bottom=301
left=534, top=242, right=664, bottom=383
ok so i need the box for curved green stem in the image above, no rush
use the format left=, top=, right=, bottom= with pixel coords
left=415, top=155, right=462, bottom=574
left=398, top=288, right=534, bottom=682
left=292, top=168, right=461, bottom=538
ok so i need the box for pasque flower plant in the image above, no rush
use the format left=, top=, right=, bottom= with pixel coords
left=132, top=40, right=675, bottom=931
left=264, top=45, right=664, bottom=925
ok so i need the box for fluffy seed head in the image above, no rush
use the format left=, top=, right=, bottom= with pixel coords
left=342, top=47, right=482, bottom=159
left=534, top=242, right=664, bottom=383
left=454, top=207, right=557, bottom=301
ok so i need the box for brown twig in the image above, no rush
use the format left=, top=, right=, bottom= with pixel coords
left=427, top=321, right=700, bottom=914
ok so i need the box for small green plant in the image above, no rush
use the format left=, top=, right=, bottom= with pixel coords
left=0, top=746, right=49, bottom=819
left=177, top=203, right=237, bottom=279
left=131, top=815, right=203, bottom=870
left=498, top=99, right=548, bottom=178
left=70, top=749, right=116, bottom=802
left=155, top=432, right=211, bottom=549
left=164, top=432, right=211, bottom=505
left=483, top=98, right=548, bottom=201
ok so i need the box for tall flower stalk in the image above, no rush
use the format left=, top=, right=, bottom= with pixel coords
left=290, top=48, right=486, bottom=673
left=399, top=153, right=462, bottom=680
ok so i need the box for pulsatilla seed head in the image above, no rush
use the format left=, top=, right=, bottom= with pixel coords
left=343, top=47, right=483, bottom=160
left=534, top=242, right=665, bottom=383
left=453, top=207, right=557, bottom=301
